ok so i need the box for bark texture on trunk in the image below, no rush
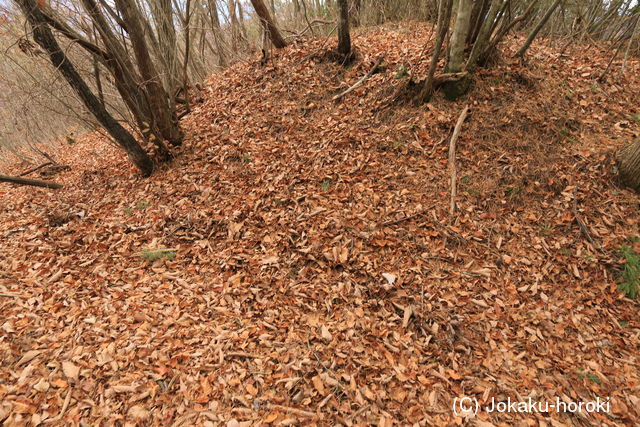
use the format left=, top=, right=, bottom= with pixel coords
left=515, top=0, right=562, bottom=57
left=443, top=0, right=473, bottom=100
left=350, top=0, right=361, bottom=27
left=337, top=0, right=351, bottom=57
left=16, top=0, right=154, bottom=176
left=466, top=0, right=505, bottom=71
left=115, top=0, right=183, bottom=146
left=150, top=0, right=180, bottom=95
left=446, top=0, right=473, bottom=73
left=79, top=0, right=164, bottom=146
left=418, top=0, right=452, bottom=102
left=250, top=0, right=287, bottom=49
left=618, top=139, right=640, bottom=193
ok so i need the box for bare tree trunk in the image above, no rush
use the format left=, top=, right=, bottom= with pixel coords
left=480, top=0, right=538, bottom=64
left=466, top=0, right=505, bottom=71
left=91, top=24, right=105, bottom=107
left=446, top=0, right=473, bottom=73
left=0, top=174, right=63, bottom=189
left=16, top=0, right=153, bottom=176
left=237, top=0, right=250, bottom=44
left=229, top=0, right=240, bottom=53
left=418, top=0, right=452, bottom=102
left=350, top=0, right=361, bottom=27
left=150, top=0, right=180, bottom=97
left=79, top=0, right=164, bottom=146
left=182, top=0, right=192, bottom=113
left=337, top=0, right=351, bottom=57
left=250, top=0, right=287, bottom=48
left=622, top=12, right=640, bottom=73
left=516, top=0, right=563, bottom=57
left=466, top=0, right=489, bottom=46
left=208, top=0, right=228, bottom=67
left=114, top=0, right=183, bottom=146
left=618, top=138, right=640, bottom=193
left=442, top=0, right=473, bottom=100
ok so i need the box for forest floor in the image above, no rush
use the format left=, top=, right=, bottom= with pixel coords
left=1, top=22, right=640, bottom=426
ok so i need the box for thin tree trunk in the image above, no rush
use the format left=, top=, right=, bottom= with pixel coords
left=91, top=24, right=105, bottom=107
left=337, top=0, right=351, bottom=57
left=466, top=0, right=504, bottom=71
left=237, top=0, right=249, bottom=44
left=182, top=0, right=192, bottom=113
left=467, top=0, right=489, bottom=46
left=350, top=0, right=361, bottom=27
left=114, top=0, right=183, bottom=146
left=516, top=0, right=563, bottom=57
left=446, top=0, right=474, bottom=73
left=419, top=0, right=452, bottom=102
left=229, top=0, right=240, bottom=53
left=622, top=13, right=640, bottom=73
left=618, top=139, right=640, bottom=193
left=150, top=0, right=180, bottom=97
left=250, top=0, right=287, bottom=48
left=208, top=0, right=227, bottom=67
left=16, top=0, right=153, bottom=176
left=0, top=174, right=63, bottom=189
left=79, top=0, right=164, bottom=146
left=481, top=0, right=539, bottom=64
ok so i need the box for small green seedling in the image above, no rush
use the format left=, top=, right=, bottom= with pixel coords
left=395, top=64, right=408, bottom=79
left=141, top=248, right=176, bottom=261
left=618, top=245, right=639, bottom=299
left=392, top=140, right=405, bottom=150
left=321, top=179, right=332, bottom=191
left=576, top=369, right=601, bottom=384
left=587, top=372, right=601, bottom=385
left=136, top=200, right=150, bottom=210
left=559, top=128, right=570, bottom=140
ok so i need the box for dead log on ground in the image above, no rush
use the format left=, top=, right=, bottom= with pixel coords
left=0, top=174, right=63, bottom=189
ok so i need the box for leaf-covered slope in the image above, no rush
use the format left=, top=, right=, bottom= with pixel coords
left=1, top=23, right=640, bottom=425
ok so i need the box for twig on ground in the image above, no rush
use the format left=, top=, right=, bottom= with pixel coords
left=333, top=56, right=385, bottom=101
left=266, top=403, right=316, bottom=417
left=572, top=193, right=602, bottom=252
left=226, top=351, right=258, bottom=359
left=381, top=209, right=429, bottom=227
left=448, top=105, right=470, bottom=218
left=18, top=161, right=53, bottom=177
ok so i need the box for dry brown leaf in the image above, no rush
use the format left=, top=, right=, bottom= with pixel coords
left=61, top=361, right=80, bottom=381
left=312, top=375, right=326, bottom=395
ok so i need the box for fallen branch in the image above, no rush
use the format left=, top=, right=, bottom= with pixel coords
left=381, top=208, right=432, bottom=227
left=333, top=56, right=385, bottom=101
left=18, top=161, right=53, bottom=176
left=572, top=194, right=602, bottom=252
left=0, top=174, right=63, bottom=189
left=448, top=105, right=470, bottom=218
left=226, top=351, right=258, bottom=359
left=266, top=403, right=316, bottom=418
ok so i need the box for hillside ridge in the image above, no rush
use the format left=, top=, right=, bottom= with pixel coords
left=1, top=23, right=640, bottom=424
